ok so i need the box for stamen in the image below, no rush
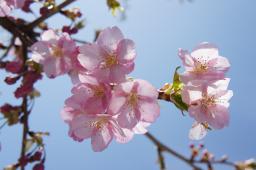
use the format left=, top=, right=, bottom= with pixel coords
left=102, top=55, right=118, bottom=68
left=92, top=86, right=104, bottom=98
left=87, top=117, right=108, bottom=130
left=51, top=46, right=63, bottom=58
left=127, top=93, right=138, bottom=107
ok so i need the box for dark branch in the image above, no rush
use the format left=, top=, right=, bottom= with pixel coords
left=145, top=132, right=202, bottom=170
left=27, top=0, right=77, bottom=29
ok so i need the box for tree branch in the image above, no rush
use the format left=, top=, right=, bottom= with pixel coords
left=27, top=0, right=77, bottom=29
left=145, top=132, right=202, bottom=170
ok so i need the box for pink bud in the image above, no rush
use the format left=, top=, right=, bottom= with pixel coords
left=5, top=76, right=20, bottom=85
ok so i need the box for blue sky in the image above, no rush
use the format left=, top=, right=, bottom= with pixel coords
left=1, top=0, right=256, bottom=169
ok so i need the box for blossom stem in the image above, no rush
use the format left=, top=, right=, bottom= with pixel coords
left=20, top=96, right=29, bottom=170
left=157, top=146, right=166, bottom=170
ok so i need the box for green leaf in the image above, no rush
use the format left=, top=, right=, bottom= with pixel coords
left=172, top=66, right=183, bottom=92
left=170, top=93, right=188, bottom=112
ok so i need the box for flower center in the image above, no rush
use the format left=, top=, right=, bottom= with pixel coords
left=87, top=117, right=108, bottom=130
left=104, top=55, right=118, bottom=68
left=201, top=94, right=215, bottom=111
left=92, top=86, right=105, bottom=98
left=127, top=93, right=138, bottom=107
left=193, top=57, right=209, bottom=73
left=51, top=46, right=63, bottom=58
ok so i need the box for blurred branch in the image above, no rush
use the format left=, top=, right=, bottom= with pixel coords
left=145, top=132, right=240, bottom=170
left=0, top=18, right=35, bottom=46
left=27, top=0, right=77, bottom=29
left=145, top=132, right=202, bottom=170
left=157, top=146, right=166, bottom=170
left=0, top=37, right=15, bottom=60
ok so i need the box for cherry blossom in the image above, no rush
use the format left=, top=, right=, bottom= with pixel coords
left=68, top=114, right=126, bottom=152
left=0, top=0, right=11, bottom=17
left=182, top=79, right=233, bottom=129
left=178, top=42, right=230, bottom=83
left=78, top=26, right=136, bottom=83
left=108, top=79, right=160, bottom=129
left=64, top=75, right=111, bottom=115
left=0, top=0, right=25, bottom=17
left=31, top=29, right=78, bottom=78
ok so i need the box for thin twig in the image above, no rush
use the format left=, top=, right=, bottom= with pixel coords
left=20, top=45, right=29, bottom=170
left=73, top=38, right=88, bottom=44
left=145, top=132, right=202, bottom=170
left=27, top=0, right=77, bottom=29
left=157, top=146, right=166, bottom=170
left=0, top=37, right=15, bottom=60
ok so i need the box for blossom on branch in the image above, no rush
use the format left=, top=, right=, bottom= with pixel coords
left=108, top=79, right=160, bottom=129
left=182, top=79, right=233, bottom=129
left=78, top=26, right=136, bottom=83
left=31, top=29, right=78, bottom=78
left=178, top=43, right=233, bottom=140
left=178, top=42, right=230, bottom=83
left=60, top=26, right=160, bottom=151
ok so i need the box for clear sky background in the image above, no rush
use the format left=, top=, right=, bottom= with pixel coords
left=1, top=0, right=256, bottom=169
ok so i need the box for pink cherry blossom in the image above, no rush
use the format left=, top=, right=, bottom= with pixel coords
left=78, top=26, right=136, bottom=83
left=179, top=42, right=230, bottom=83
left=63, top=75, right=111, bottom=116
left=0, top=0, right=25, bottom=17
left=182, top=79, right=233, bottom=129
left=31, top=29, right=78, bottom=78
left=108, top=79, right=160, bottom=129
left=0, top=0, right=11, bottom=17
left=7, top=0, right=26, bottom=8
left=69, top=114, right=126, bottom=152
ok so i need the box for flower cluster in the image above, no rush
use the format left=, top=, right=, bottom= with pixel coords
left=179, top=43, right=233, bottom=140
left=31, top=26, right=160, bottom=152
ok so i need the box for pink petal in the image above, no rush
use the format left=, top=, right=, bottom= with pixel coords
left=117, top=106, right=139, bottom=129
left=114, top=128, right=134, bottom=143
left=178, top=49, right=195, bottom=67
left=117, top=39, right=136, bottom=63
left=96, top=26, right=124, bottom=53
left=108, top=94, right=126, bottom=115
left=191, top=42, right=219, bottom=59
left=42, top=57, right=60, bottom=78
left=109, top=64, right=127, bottom=83
left=189, top=122, right=207, bottom=140
left=136, top=79, right=158, bottom=99
left=217, top=90, right=233, bottom=107
left=133, top=121, right=150, bottom=134
left=78, top=44, right=103, bottom=71
left=0, top=1, right=11, bottom=17
left=70, top=114, right=94, bottom=140
left=207, top=104, right=229, bottom=129
left=181, top=85, right=203, bottom=105
left=41, top=29, right=58, bottom=41
left=214, top=56, right=230, bottom=70
left=31, top=41, right=50, bottom=63
left=91, top=126, right=113, bottom=152
left=60, top=106, right=76, bottom=123
left=119, top=81, right=134, bottom=93
left=138, top=101, right=160, bottom=123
